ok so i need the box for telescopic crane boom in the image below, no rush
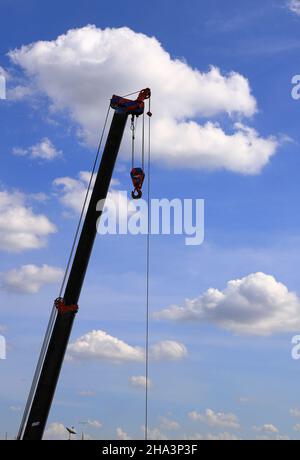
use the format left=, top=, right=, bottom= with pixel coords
left=18, top=88, right=151, bottom=440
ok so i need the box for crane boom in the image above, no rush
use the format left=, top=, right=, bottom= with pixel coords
left=18, top=88, right=151, bottom=440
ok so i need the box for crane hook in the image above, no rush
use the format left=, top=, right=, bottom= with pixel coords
left=130, top=167, right=145, bottom=200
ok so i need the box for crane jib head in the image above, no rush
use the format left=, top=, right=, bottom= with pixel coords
left=110, top=88, right=151, bottom=116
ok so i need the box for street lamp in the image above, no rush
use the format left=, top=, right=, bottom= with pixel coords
left=79, top=421, right=88, bottom=440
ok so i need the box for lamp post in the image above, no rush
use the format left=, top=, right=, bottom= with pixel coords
left=79, top=421, right=88, bottom=441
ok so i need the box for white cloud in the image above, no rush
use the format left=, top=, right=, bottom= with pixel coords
left=7, top=85, right=33, bottom=101
left=186, top=432, right=240, bottom=440
left=68, top=330, right=143, bottom=363
left=188, top=409, right=240, bottom=429
left=150, top=340, right=187, bottom=361
left=0, top=325, right=6, bottom=333
left=29, top=192, right=49, bottom=203
left=9, top=25, right=280, bottom=174
left=129, top=375, right=152, bottom=389
left=0, top=190, right=56, bottom=252
left=142, top=425, right=168, bottom=440
left=154, top=272, right=300, bottom=336
left=253, top=424, right=279, bottom=434
left=44, top=423, right=68, bottom=440
left=13, top=137, right=62, bottom=160
left=159, top=416, right=180, bottom=431
left=53, top=171, right=94, bottom=215
left=86, top=419, right=102, bottom=429
left=116, top=427, right=131, bottom=440
left=294, top=424, right=300, bottom=432
left=290, top=408, right=300, bottom=417
left=1, top=264, right=63, bottom=294
left=67, top=329, right=187, bottom=363
left=152, top=120, right=277, bottom=175
left=53, top=171, right=125, bottom=218
left=206, top=432, right=240, bottom=440
left=288, top=0, right=300, bottom=15
left=0, top=66, right=8, bottom=79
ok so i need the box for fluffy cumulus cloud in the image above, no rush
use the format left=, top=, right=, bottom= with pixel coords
left=53, top=171, right=96, bottom=215
left=68, top=330, right=144, bottom=363
left=129, top=375, right=152, bottom=389
left=186, top=432, right=241, bottom=441
left=9, top=25, right=279, bottom=174
left=53, top=170, right=124, bottom=217
left=1, top=264, right=63, bottom=294
left=142, top=426, right=168, bottom=440
left=116, top=427, right=131, bottom=440
left=7, top=84, right=33, bottom=101
left=13, top=137, right=62, bottom=161
left=152, top=120, right=277, bottom=174
left=288, top=0, right=300, bottom=15
left=253, top=424, right=279, bottom=434
left=290, top=408, right=300, bottom=418
left=0, top=66, right=7, bottom=78
left=0, top=190, right=56, bottom=252
left=188, top=409, right=240, bottom=429
left=159, top=416, right=180, bottom=431
left=150, top=340, right=187, bottom=361
left=67, top=329, right=187, bottom=363
left=154, top=272, right=300, bottom=336
left=44, top=423, right=68, bottom=440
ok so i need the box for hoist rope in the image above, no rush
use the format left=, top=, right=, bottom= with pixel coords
left=18, top=102, right=111, bottom=439
left=131, top=116, right=135, bottom=169
left=131, top=115, right=140, bottom=169
left=142, top=111, right=145, bottom=171
left=144, top=96, right=151, bottom=441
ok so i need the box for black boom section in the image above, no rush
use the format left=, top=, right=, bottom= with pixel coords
left=21, top=111, right=128, bottom=440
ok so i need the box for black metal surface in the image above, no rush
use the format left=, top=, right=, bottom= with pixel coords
left=21, top=111, right=128, bottom=440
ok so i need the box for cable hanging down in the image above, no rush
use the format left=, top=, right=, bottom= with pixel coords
left=144, top=95, right=152, bottom=441
left=127, top=93, right=152, bottom=440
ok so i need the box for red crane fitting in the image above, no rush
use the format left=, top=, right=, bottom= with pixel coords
left=130, top=167, right=145, bottom=200
left=54, top=297, right=79, bottom=315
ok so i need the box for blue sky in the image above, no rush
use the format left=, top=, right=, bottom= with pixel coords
left=1, top=0, right=300, bottom=440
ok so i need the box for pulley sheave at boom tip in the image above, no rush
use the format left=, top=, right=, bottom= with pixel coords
left=111, top=87, right=151, bottom=116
